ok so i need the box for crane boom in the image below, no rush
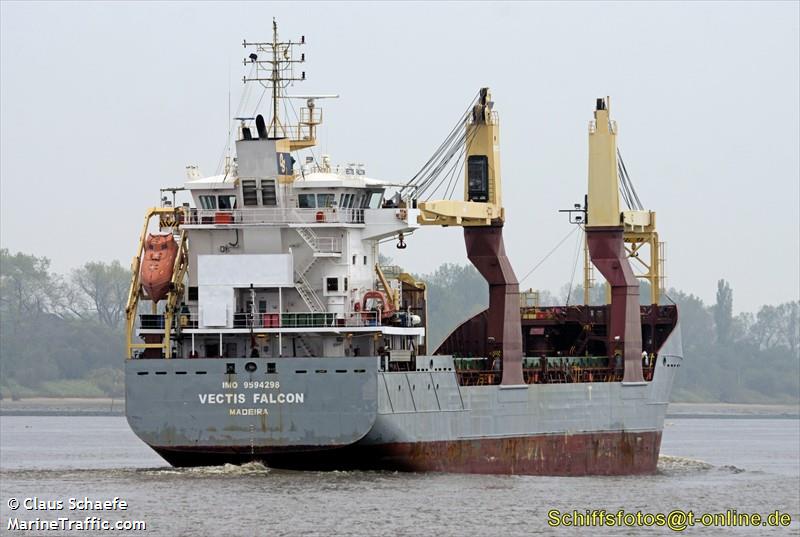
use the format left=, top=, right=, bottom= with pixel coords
left=416, top=88, right=504, bottom=227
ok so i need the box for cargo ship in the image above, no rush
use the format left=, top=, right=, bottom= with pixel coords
left=124, top=23, right=682, bottom=475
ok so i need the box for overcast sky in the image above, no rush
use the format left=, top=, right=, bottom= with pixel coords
left=1, top=1, right=798, bottom=314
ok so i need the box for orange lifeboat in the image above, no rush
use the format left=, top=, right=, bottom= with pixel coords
left=361, top=290, right=395, bottom=321
left=141, top=233, right=178, bottom=302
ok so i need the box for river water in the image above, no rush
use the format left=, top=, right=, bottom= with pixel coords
left=1, top=416, right=798, bottom=536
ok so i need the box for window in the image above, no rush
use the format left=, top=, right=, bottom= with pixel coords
left=188, top=287, right=198, bottom=301
left=352, top=255, right=356, bottom=265
left=467, top=155, right=489, bottom=202
left=317, top=194, right=335, bottom=208
left=363, top=256, right=367, bottom=265
left=367, top=191, right=383, bottom=209
left=326, top=277, right=339, bottom=292
left=218, top=195, right=237, bottom=210
left=298, top=194, right=316, bottom=208
left=199, top=195, right=216, bottom=210
left=242, top=180, right=258, bottom=206
left=261, top=180, right=277, bottom=206
left=340, top=193, right=351, bottom=208
left=344, top=277, right=348, bottom=291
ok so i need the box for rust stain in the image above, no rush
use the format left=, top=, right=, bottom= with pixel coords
left=153, top=430, right=662, bottom=475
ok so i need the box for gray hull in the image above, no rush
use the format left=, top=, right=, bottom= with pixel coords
left=126, top=325, right=683, bottom=474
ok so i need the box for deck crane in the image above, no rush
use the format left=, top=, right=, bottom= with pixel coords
left=584, top=97, right=650, bottom=383
left=415, top=88, right=524, bottom=386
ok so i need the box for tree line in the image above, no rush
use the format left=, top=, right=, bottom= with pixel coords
left=0, top=250, right=128, bottom=398
left=1, top=249, right=798, bottom=402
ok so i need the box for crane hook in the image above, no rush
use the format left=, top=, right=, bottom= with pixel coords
left=396, top=233, right=407, bottom=249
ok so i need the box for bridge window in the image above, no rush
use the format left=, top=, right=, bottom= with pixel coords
left=298, top=194, right=315, bottom=208
left=199, top=195, right=216, bottom=210
left=218, top=195, right=237, bottom=210
left=317, top=193, right=335, bottom=208
left=367, top=191, right=383, bottom=209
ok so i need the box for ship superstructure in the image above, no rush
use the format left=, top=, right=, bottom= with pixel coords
left=124, top=24, right=683, bottom=475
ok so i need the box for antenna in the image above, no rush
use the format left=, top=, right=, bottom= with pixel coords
left=243, top=19, right=308, bottom=139
left=226, top=58, right=231, bottom=171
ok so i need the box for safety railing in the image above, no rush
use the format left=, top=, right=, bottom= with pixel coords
left=181, top=207, right=365, bottom=226
left=143, top=310, right=381, bottom=330
left=313, top=236, right=342, bottom=252
left=456, top=365, right=656, bottom=386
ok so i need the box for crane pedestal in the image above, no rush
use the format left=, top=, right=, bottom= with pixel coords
left=586, top=226, right=644, bottom=383
left=464, top=225, right=524, bottom=386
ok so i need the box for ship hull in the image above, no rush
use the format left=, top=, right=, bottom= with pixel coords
left=153, top=430, right=661, bottom=475
left=125, top=325, right=682, bottom=476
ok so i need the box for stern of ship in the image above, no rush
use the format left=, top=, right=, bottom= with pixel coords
left=125, top=356, right=378, bottom=467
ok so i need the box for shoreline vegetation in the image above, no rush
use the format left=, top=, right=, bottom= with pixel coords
left=1, top=251, right=798, bottom=405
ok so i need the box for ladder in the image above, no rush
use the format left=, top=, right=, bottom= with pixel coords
left=297, top=227, right=321, bottom=252
left=295, top=270, right=325, bottom=313
left=295, top=335, right=316, bottom=357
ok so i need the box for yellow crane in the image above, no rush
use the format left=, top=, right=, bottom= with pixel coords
left=414, top=88, right=524, bottom=386
left=416, top=88, right=504, bottom=227
left=584, top=97, right=645, bottom=383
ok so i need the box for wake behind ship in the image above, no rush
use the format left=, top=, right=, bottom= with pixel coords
left=124, top=23, right=683, bottom=475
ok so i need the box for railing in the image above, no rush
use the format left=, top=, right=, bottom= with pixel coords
left=298, top=162, right=366, bottom=176
left=144, top=310, right=381, bottom=330
left=456, top=366, right=656, bottom=386
left=296, top=227, right=342, bottom=253
left=314, top=237, right=341, bottom=252
left=182, top=207, right=365, bottom=226
left=456, top=366, right=655, bottom=386
left=379, top=265, right=404, bottom=278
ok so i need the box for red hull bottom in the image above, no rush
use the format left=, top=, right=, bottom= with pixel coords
left=154, top=430, right=662, bottom=476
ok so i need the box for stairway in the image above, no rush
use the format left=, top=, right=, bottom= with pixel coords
left=297, top=227, right=341, bottom=254
left=297, top=227, right=321, bottom=251
left=295, top=270, right=325, bottom=313
left=296, top=335, right=316, bottom=357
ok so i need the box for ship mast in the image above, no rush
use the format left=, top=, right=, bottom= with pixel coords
left=243, top=19, right=314, bottom=145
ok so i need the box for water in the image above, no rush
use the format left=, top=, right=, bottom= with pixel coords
left=1, top=417, right=798, bottom=536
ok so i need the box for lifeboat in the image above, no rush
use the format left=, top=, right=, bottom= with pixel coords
left=141, top=233, right=178, bottom=302
left=361, top=290, right=395, bottom=321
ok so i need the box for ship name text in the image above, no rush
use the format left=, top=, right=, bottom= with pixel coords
left=198, top=392, right=305, bottom=405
